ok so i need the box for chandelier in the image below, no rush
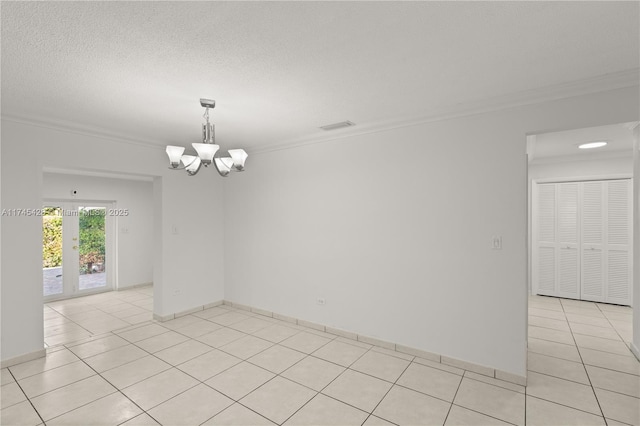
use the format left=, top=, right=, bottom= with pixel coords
left=165, top=99, right=248, bottom=177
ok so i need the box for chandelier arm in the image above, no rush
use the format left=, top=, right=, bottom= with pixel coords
left=168, top=164, right=188, bottom=171
left=167, top=155, right=199, bottom=171
left=185, top=159, right=202, bottom=176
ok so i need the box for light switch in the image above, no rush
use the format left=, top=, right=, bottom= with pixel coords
left=171, top=225, right=179, bottom=235
left=492, top=236, right=502, bottom=250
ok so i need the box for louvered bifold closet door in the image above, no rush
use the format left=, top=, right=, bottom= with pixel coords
left=580, top=181, right=605, bottom=301
left=535, top=184, right=557, bottom=296
left=557, top=183, right=579, bottom=299
left=605, top=180, right=632, bottom=305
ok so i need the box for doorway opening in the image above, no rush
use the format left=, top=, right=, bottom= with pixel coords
left=40, top=171, right=155, bottom=348
left=528, top=123, right=635, bottom=306
left=42, top=201, right=114, bottom=301
left=525, top=122, right=637, bottom=386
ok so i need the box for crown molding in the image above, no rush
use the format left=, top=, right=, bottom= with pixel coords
left=42, top=167, right=155, bottom=182
left=1, top=114, right=164, bottom=151
left=623, top=121, right=640, bottom=131
left=2, top=68, right=638, bottom=156
left=251, top=68, right=640, bottom=155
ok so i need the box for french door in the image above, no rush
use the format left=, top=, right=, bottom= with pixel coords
left=43, top=201, right=114, bottom=301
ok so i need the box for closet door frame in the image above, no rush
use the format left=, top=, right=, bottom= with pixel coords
left=531, top=174, right=633, bottom=302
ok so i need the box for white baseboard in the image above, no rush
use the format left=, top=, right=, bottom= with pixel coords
left=153, top=313, right=174, bottom=322
left=205, top=300, right=224, bottom=309
left=154, top=300, right=224, bottom=322
left=1, top=348, right=46, bottom=369
left=149, top=297, right=527, bottom=386
left=223, top=300, right=527, bottom=386
left=175, top=305, right=203, bottom=318
left=117, top=282, right=153, bottom=291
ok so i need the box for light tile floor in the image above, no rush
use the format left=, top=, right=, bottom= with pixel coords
left=1, top=289, right=639, bottom=425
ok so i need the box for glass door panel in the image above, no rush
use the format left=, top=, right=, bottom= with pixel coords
left=78, top=206, right=107, bottom=291
left=42, top=205, right=64, bottom=298
left=43, top=201, right=113, bottom=300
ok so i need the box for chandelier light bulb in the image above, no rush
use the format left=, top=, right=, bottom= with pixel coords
left=192, top=143, right=219, bottom=166
left=166, top=145, right=185, bottom=168
left=228, top=149, right=248, bottom=171
left=214, top=156, right=234, bottom=177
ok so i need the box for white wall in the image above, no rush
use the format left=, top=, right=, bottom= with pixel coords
left=2, top=87, right=638, bottom=373
left=1, top=120, right=225, bottom=362
left=155, top=167, right=226, bottom=316
left=1, top=130, right=44, bottom=362
left=42, top=173, right=154, bottom=289
left=224, top=87, right=639, bottom=377
left=633, top=125, right=640, bottom=360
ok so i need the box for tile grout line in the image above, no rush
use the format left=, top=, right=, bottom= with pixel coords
left=442, top=367, right=465, bottom=425
left=559, top=299, right=608, bottom=422
left=221, top=337, right=376, bottom=425
left=53, top=293, right=165, bottom=425
left=294, top=345, right=379, bottom=423
left=45, top=314, right=526, bottom=425
left=39, top=322, right=201, bottom=418
left=5, top=368, right=46, bottom=425
left=525, top=393, right=621, bottom=422
left=18, top=319, right=166, bottom=422
left=95, top=313, right=332, bottom=403
left=449, top=402, right=520, bottom=426
left=529, top=342, right=639, bottom=368
left=82, top=326, right=215, bottom=424
left=198, top=401, right=274, bottom=426
left=45, top=309, right=149, bottom=349
left=596, top=303, right=635, bottom=352
left=29, top=291, right=633, bottom=425
left=238, top=330, right=345, bottom=425
left=123, top=321, right=340, bottom=424
left=8, top=352, right=85, bottom=382
left=355, top=353, right=413, bottom=425
left=527, top=368, right=598, bottom=387
left=42, top=356, right=150, bottom=425
left=530, top=296, right=637, bottom=423
left=529, top=331, right=637, bottom=358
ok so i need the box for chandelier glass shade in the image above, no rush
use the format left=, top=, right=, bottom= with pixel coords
left=166, top=99, right=247, bottom=177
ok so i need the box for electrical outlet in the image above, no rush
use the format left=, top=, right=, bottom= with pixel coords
left=317, top=298, right=326, bottom=306
left=173, top=289, right=181, bottom=296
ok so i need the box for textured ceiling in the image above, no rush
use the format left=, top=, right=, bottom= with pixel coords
left=1, top=2, right=638, bottom=151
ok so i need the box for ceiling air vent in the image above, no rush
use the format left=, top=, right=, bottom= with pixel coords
left=320, top=121, right=355, bottom=131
